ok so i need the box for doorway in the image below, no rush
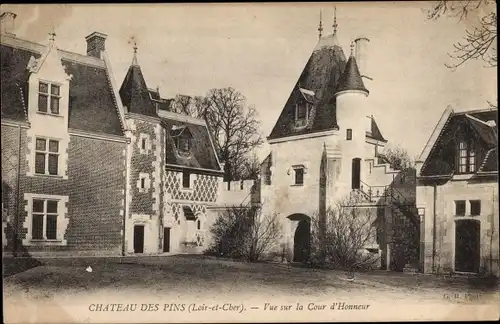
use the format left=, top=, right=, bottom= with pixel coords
left=455, top=219, right=480, bottom=273
left=352, top=158, right=361, bottom=190
left=133, top=225, right=145, bottom=254
left=163, top=227, right=171, bottom=253
left=293, top=220, right=311, bottom=262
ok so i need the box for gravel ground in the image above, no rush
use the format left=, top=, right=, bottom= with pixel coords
left=3, top=255, right=499, bottom=323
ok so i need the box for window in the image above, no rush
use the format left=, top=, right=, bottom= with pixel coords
left=35, top=138, right=59, bottom=175
left=38, top=81, right=60, bottom=115
left=141, top=138, right=147, bottom=150
left=457, top=140, right=476, bottom=173
left=137, top=173, right=150, bottom=192
left=182, top=169, right=191, bottom=188
left=346, top=129, right=352, bottom=140
left=183, top=206, right=196, bottom=221
left=470, top=200, right=481, bottom=216
left=31, top=198, right=58, bottom=240
left=139, top=134, right=150, bottom=154
left=197, top=219, right=201, bottom=230
left=294, top=167, right=304, bottom=185
left=455, top=200, right=466, bottom=216
left=295, top=103, right=311, bottom=127
left=177, top=136, right=190, bottom=152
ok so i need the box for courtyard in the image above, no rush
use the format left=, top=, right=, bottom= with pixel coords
left=3, top=254, right=499, bottom=323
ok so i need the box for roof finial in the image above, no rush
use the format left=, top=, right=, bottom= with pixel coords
left=333, top=6, right=338, bottom=35
left=130, top=36, right=139, bottom=66
left=48, top=28, right=56, bottom=42
left=318, top=9, right=323, bottom=39
left=350, top=41, right=355, bottom=57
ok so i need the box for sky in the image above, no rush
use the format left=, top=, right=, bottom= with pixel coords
left=1, top=3, right=497, bottom=161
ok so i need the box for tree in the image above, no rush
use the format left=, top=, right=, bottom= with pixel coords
left=427, top=0, right=497, bottom=70
left=381, top=144, right=415, bottom=171
left=206, top=205, right=282, bottom=262
left=309, top=195, right=381, bottom=272
left=238, top=152, right=261, bottom=180
left=170, top=94, right=196, bottom=116
left=195, top=87, right=264, bottom=182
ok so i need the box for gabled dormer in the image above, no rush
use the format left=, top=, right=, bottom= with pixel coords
left=294, top=87, right=315, bottom=129
left=26, top=32, right=72, bottom=127
left=418, top=108, right=498, bottom=179
left=171, top=125, right=193, bottom=157
left=25, top=32, right=72, bottom=179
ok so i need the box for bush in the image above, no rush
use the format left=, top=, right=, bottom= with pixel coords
left=309, top=195, right=380, bottom=272
left=206, top=205, right=282, bottom=262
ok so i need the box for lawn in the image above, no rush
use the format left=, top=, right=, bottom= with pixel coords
left=3, top=254, right=499, bottom=323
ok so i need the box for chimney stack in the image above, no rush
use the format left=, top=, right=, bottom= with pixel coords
left=85, top=31, right=107, bottom=59
left=1, top=12, right=17, bottom=36
left=354, top=37, right=371, bottom=80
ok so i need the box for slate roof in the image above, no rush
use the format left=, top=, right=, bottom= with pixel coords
left=119, top=63, right=157, bottom=117
left=268, top=32, right=347, bottom=140
left=1, top=35, right=124, bottom=135
left=161, top=116, right=221, bottom=172
left=335, top=54, right=368, bottom=94
left=268, top=32, right=376, bottom=142
left=420, top=108, right=498, bottom=177
left=479, top=147, right=498, bottom=172
left=366, top=116, right=386, bottom=142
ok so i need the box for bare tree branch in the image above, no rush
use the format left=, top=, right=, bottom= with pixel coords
left=427, top=1, right=497, bottom=70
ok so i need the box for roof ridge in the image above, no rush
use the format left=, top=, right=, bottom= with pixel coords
left=1, top=33, right=105, bottom=68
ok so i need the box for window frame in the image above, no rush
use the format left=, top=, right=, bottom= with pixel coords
left=346, top=128, right=353, bottom=141
left=38, top=81, right=61, bottom=115
left=31, top=198, right=59, bottom=241
left=182, top=169, right=191, bottom=189
left=34, top=137, right=60, bottom=176
left=455, top=200, right=466, bottom=217
left=295, top=102, right=312, bottom=127
left=293, top=166, right=305, bottom=186
left=456, top=139, right=476, bottom=174
left=470, top=200, right=481, bottom=216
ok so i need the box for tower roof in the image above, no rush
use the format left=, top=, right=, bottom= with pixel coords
left=268, top=34, right=347, bottom=140
left=119, top=59, right=157, bottom=117
left=335, top=53, right=368, bottom=95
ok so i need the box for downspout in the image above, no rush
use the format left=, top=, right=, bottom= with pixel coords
left=432, top=183, right=437, bottom=273
left=13, top=124, right=22, bottom=257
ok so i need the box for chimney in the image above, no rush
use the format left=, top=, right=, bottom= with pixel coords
left=85, top=31, right=107, bottom=58
left=354, top=37, right=371, bottom=80
left=1, top=12, right=17, bottom=36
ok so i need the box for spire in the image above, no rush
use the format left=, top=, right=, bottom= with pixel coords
left=332, top=6, right=338, bottom=35
left=317, top=9, right=323, bottom=39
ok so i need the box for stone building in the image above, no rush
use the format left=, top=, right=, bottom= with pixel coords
left=416, top=106, right=499, bottom=276
left=118, top=47, right=224, bottom=255
left=259, top=16, right=419, bottom=270
left=1, top=13, right=128, bottom=256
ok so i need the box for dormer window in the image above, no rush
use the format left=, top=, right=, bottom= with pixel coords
left=171, top=126, right=192, bottom=156
left=178, top=136, right=190, bottom=152
left=38, top=81, right=60, bottom=115
left=457, top=139, right=476, bottom=174
left=295, top=103, right=312, bottom=128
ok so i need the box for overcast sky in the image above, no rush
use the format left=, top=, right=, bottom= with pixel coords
left=2, top=3, right=497, bottom=160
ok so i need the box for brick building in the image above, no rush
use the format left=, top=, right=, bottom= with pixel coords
left=119, top=48, right=224, bottom=255
left=1, top=12, right=128, bottom=256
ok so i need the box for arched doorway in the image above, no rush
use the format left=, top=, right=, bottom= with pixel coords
left=287, top=214, right=311, bottom=263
